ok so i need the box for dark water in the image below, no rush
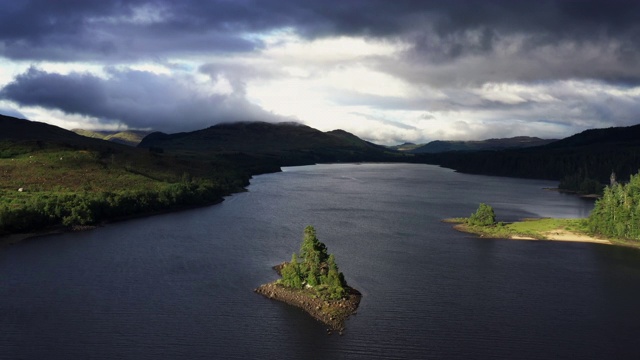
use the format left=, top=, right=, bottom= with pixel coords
left=2, top=164, right=640, bottom=359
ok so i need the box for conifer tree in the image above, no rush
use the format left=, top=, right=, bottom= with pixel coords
left=278, top=225, right=349, bottom=300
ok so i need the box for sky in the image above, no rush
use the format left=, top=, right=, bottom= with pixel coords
left=1, top=0, right=639, bottom=144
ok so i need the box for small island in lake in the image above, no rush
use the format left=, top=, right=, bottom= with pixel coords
left=254, top=226, right=361, bottom=333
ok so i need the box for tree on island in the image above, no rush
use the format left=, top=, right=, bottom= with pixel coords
left=468, top=203, right=496, bottom=226
left=279, top=225, right=348, bottom=300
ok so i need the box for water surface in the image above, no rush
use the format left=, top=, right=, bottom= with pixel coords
left=2, top=164, right=639, bottom=359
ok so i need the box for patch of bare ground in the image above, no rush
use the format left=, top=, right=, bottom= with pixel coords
left=542, top=230, right=611, bottom=244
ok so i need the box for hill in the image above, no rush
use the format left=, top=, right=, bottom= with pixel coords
left=415, top=123, right=640, bottom=185
left=409, top=136, right=555, bottom=154
left=544, top=125, right=640, bottom=149
left=138, top=121, right=403, bottom=166
left=0, top=115, right=111, bottom=145
left=73, top=129, right=153, bottom=146
left=0, top=115, right=253, bottom=237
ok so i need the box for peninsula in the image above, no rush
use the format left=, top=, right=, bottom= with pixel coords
left=254, top=226, right=361, bottom=334
left=445, top=203, right=612, bottom=245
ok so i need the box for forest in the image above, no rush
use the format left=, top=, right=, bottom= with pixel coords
left=588, top=172, right=640, bottom=241
left=412, top=123, right=640, bottom=194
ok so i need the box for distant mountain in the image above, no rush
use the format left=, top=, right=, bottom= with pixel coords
left=388, top=142, right=421, bottom=151
left=138, top=121, right=402, bottom=166
left=543, top=125, right=640, bottom=149
left=416, top=123, right=640, bottom=183
left=409, top=136, right=556, bottom=153
left=73, top=129, right=153, bottom=146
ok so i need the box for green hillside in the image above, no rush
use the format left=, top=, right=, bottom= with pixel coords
left=0, top=115, right=251, bottom=236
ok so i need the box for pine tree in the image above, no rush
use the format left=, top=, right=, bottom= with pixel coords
left=280, top=253, right=303, bottom=289
left=279, top=226, right=348, bottom=299
left=325, top=254, right=346, bottom=300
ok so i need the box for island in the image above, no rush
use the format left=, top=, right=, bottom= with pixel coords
left=254, top=226, right=361, bottom=334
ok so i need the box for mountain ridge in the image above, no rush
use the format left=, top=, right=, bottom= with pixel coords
left=137, top=121, right=401, bottom=166
left=408, top=136, right=556, bottom=153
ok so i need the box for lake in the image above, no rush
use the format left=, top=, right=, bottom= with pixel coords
left=2, top=163, right=640, bottom=359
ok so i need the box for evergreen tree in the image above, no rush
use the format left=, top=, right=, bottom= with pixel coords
left=277, top=226, right=348, bottom=300
left=325, top=254, right=346, bottom=300
left=280, top=253, right=303, bottom=289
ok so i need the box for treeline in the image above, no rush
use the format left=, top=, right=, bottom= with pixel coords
left=0, top=180, right=226, bottom=235
left=588, top=172, right=640, bottom=241
left=558, top=173, right=604, bottom=195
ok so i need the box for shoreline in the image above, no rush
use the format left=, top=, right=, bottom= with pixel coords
left=254, top=282, right=361, bottom=334
left=446, top=218, right=612, bottom=245
left=254, top=263, right=361, bottom=334
left=0, top=198, right=227, bottom=248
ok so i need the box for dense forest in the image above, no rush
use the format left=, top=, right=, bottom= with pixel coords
left=414, top=124, right=640, bottom=193
left=415, top=145, right=640, bottom=185
left=588, top=172, right=640, bottom=241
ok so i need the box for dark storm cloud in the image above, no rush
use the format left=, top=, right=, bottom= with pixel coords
left=0, top=67, right=286, bottom=132
left=2, top=0, right=639, bottom=62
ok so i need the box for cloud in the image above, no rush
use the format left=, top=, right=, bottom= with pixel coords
left=0, top=106, right=25, bottom=119
left=0, top=1, right=639, bottom=142
left=2, top=1, right=639, bottom=65
left=0, top=67, right=287, bottom=132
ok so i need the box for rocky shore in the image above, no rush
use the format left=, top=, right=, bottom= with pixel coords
left=255, top=264, right=361, bottom=334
